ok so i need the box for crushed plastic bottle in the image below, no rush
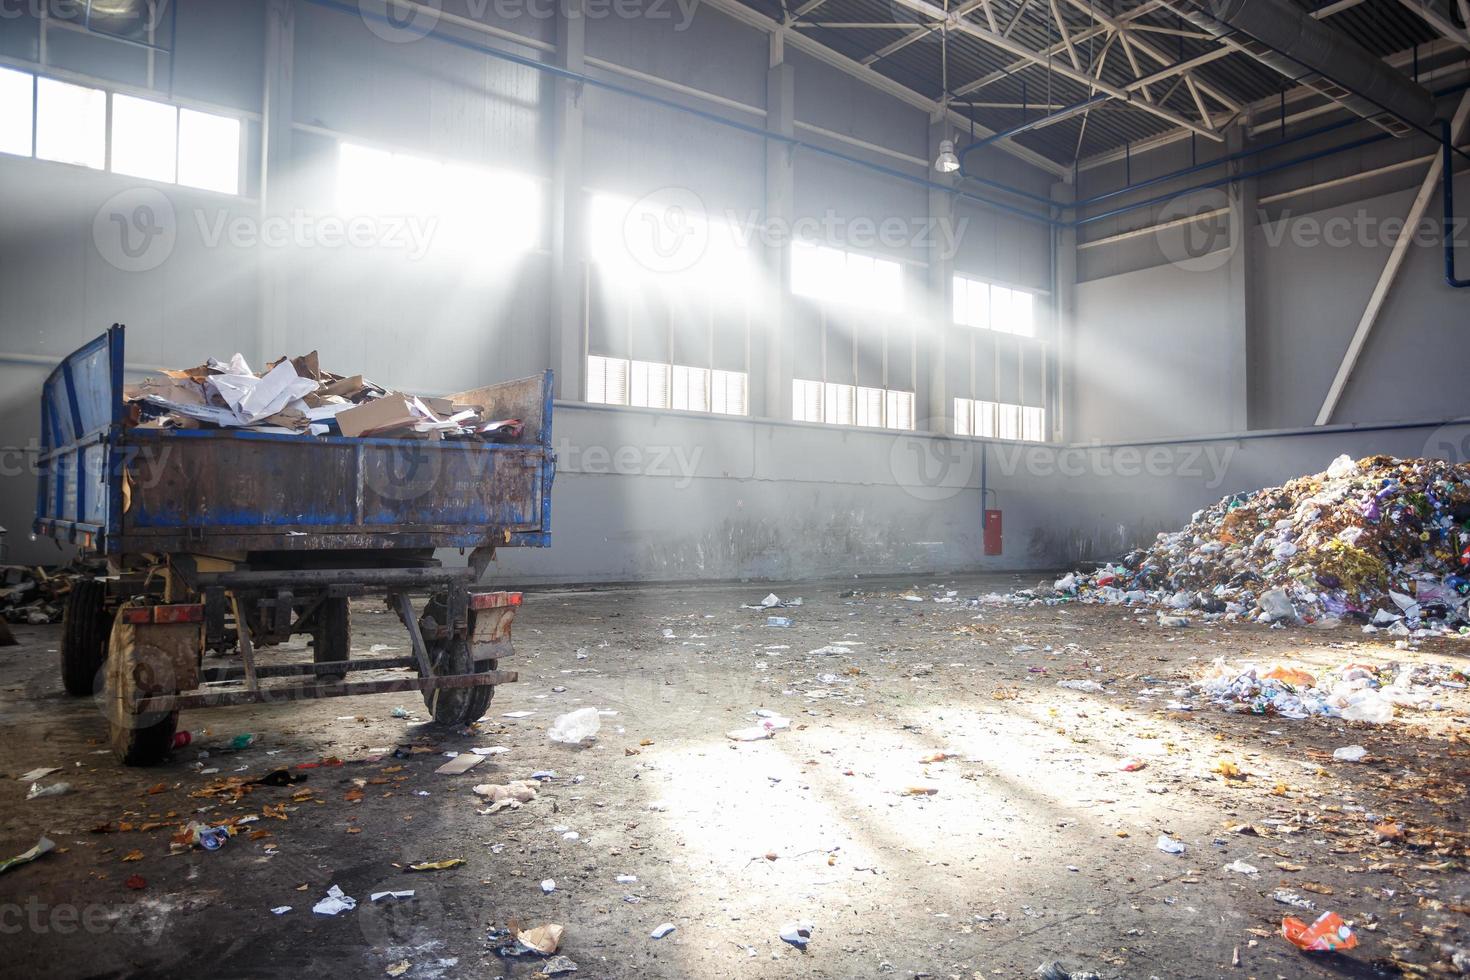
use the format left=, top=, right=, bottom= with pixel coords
left=547, top=707, right=601, bottom=745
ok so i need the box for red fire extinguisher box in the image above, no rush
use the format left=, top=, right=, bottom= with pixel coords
left=984, top=510, right=1003, bottom=556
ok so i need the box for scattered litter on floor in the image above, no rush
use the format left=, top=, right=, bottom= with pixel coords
left=0, top=836, right=54, bottom=875
left=1156, top=834, right=1187, bottom=854
left=650, top=923, right=676, bottom=940
left=405, top=858, right=464, bottom=872
left=312, top=885, right=357, bottom=915
left=1332, top=745, right=1368, bottom=762
left=370, top=890, right=415, bottom=902
left=1282, top=911, right=1358, bottom=952
left=548, top=707, right=601, bottom=745
left=778, top=922, right=813, bottom=949
left=25, top=781, right=70, bottom=799
left=17, top=767, right=59, bottom=782
left=542, top=954, right=579, bottom=975
left=434, top=754, right=484, bottom=775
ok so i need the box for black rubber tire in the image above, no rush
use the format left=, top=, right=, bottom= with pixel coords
left=112, top=712, right=179, bottom=767
left=424, top=635, right=495, bottom=726
left=103, top=610, right=180, bottom=767
left=60, top=579, right=110, bottom=696
left=312, top=597, right=351, bottom=683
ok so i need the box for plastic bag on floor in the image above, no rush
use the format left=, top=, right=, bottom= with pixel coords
left=548, top=707, right=601, bottom=745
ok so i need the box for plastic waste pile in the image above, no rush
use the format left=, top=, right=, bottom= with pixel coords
left=1192, top=657, right=1465, bottom=722
left=1037, top=455, right=1470, bottom=632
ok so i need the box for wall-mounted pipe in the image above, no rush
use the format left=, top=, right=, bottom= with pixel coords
left=1072, top=129, right=1394, bottom=227
left=1442, top=119, right=1470, bottom=287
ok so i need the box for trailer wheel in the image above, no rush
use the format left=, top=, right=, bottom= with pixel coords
left=311, top=597, right=351, bottom=682
left=103, top=609, right=180, bottom=766
left=61, top=579, right=110, bottom=696
left=424, top=635, right=494, bottom=726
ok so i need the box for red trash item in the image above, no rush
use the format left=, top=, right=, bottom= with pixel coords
left=1282, top=912, right=1358, bottom=952
left=124, top=874, right=146, bottom=890
left=171, top=731, right=191, bottom=749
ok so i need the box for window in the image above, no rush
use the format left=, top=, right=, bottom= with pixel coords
left=792, top=242, right=903, bottom=312
left=795, top=379, right=914, bottom=430
left=671, top=364, right=710, bottom=413
left=111, top=94, right=177, bottom=183
left=630, top=360, right=671, bottom=409
left=2, top=70, right=242, bottom=191
left=855, top=386, right=884, bottom=429
left=0, top=67, right=34, bottom=157
left=339, top=141, right=538, bottom=254
left=178, top=108, right=240, bottom=194
left=587, top=355, right=746, bottom=416
left=711, top=369, right=747, bottom=416
left=954, top=397, right=1045, bottom=442
left=793, top=378, right=823, bottom=423
left=885, top=389, right=915, bottom=431
left=587, top=355, right=629, bottom=405
left=824, top=382, right=856, bottom=426
left=35, top=77, right=106, bottom=169
left=953, top=274, right=1036, bottom=337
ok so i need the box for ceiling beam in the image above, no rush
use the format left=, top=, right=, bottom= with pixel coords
left=1396, top=0, right=1470, bottom=48
left=1074, top=2, right=1447, bottom=169
left=954, top=0, right=1167, bottom=96
left=699, top=0, right=1073, bottom=176
left=887, top=0, right=1225, bottom=140
left=861, top=0, right=987, bottom=66
left=1059, top=0, right=1243, bottom=113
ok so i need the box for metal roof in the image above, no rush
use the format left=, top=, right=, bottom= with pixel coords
left=735, top=0, right=1460, bottom=170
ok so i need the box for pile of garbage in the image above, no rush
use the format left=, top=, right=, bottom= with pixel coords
left=1193, top=658, right=1466, bottom=722
left=0, top=562, right=91, bottom=625
left=125, top=350, right=523, bottom=441
left=1039, top=454, right=1470, bottom=632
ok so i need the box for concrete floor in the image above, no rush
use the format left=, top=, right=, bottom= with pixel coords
left=1, top=573, right=1467, bottom=979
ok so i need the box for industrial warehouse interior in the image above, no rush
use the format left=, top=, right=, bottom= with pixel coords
left=3, top=0, right=1470, bottom=977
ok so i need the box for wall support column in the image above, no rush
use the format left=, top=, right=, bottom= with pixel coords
left=1049, top=181, right=1076, bottom=443
left=761, top=33, right=795, bottom=421
left=924, top=112, right=955, bottom=433
left=549, top=0, right=587, bottom=401
left=1225, top=127, right=1254, bottom=432
left=258, top=0, right=294, bottom=364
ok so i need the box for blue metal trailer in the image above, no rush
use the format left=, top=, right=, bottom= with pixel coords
left=35, top=325, right=555, bottom=764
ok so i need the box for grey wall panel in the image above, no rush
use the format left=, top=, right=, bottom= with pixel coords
left=1073, top=259, right=1237, bottom=441
left=789, top=47, right=923, bottom=159
left=491, top=404, right=1059, bottom=583
left=792, top=153, right=928, bottom=264
left=950, top=199, right=1052, bottom=294
left=586, top=1, right=764, bottom=107
left=172, top=0, right=266, bottom=111
left=582, top=86, right=764, bottom=215
left=1252, top=170, right=1470, bottom=429
left=294, top=1, right=545, bottom=173
left=280, top=246, right=553, bottom=395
